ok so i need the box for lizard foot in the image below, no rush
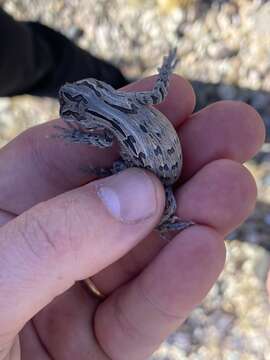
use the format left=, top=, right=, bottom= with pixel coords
left=79, top=159, right=128, bottom=178
left=157, top=216, right=194, bottom=234
left=157, top=186, right=195, bottom=236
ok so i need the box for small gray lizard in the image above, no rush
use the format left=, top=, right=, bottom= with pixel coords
left=57, top=48, right=194, bottom=234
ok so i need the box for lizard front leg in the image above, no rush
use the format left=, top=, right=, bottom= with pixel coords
left=54, top=126, right=114, bottom=148
left=54, top=120, right=115, bottom=177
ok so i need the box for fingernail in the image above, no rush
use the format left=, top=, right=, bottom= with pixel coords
left=97, top=169, right=157, bottom=223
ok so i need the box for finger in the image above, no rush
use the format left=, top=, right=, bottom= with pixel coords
left=175, top=159, right=257, bottom=236
left=0, top=74, right=195, bottom=214
left=0, top=210, right=15, bottom=226
left=0, top=169, right=164, bottom=340
left=179, top=101, right=265, bottom=180
left=30, top=284, right=106, bottom=359
left=95, top=226, right=226, bottom=360
left=90, top=158, right=256, bottom=295
left=20, top=324, right=51, bottom=360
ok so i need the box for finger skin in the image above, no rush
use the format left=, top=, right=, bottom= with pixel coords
left=91, top=159, right=257, bottom=294
left=179, top=100, right=265, bottom=180
left=30, top=285, right=105, bottom=360
left=176, top=159, right=257, bottom=236
left=95, top=226, right=226, bottom=360
left=20, top=324, right=51, bottom=360
left=0, top=209, right=14, bottom=226
left=0, top=74, right=194, bottom=214
left=0, top=169, right=164, bottom=338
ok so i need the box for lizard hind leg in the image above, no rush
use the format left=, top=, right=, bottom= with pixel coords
left=133, top=48, right=178, bottom=106
left=157, top=186, right=194, bottom=235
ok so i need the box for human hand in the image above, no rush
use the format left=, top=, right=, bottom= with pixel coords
left=0, top=75, right=265, bottom=359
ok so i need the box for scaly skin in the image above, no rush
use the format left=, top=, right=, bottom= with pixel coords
left=57, top=49, right=194, bottom=233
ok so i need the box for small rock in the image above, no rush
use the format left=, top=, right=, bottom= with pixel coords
left=0, top=98, right=11, bottom=112
left=207, top=43, right=238, bottom=59
left=65, top=26, right=84, bottom=41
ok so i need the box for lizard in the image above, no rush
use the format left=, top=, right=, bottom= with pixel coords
left=56, top=48, right=194, bottom=234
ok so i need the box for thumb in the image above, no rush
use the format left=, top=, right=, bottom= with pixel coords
left=0, top=168, right=165, bottom=339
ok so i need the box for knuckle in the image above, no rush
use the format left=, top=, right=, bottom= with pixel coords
left=136, top=280, right=184, bottom=321
left=17, top=203, right=74, bottom=263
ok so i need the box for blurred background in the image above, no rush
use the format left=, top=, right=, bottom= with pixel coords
left=1, top=0, right=270, bottom=358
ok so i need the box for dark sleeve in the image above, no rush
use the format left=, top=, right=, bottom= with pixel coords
left=0, top=8, right=54, bottom=96
left=0, top=8, right=128, bottom=98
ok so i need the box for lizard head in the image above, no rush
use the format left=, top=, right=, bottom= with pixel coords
left=58, top=78, right=121, bottom=121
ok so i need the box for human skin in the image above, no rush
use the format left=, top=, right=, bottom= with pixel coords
left=0, top=75, right=265, bottom=360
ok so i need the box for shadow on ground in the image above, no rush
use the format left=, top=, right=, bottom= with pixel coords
left=191, top=80, right=270, bottom=142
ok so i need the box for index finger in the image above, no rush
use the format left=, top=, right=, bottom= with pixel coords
left=0, top=75, right=195, bottom=214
